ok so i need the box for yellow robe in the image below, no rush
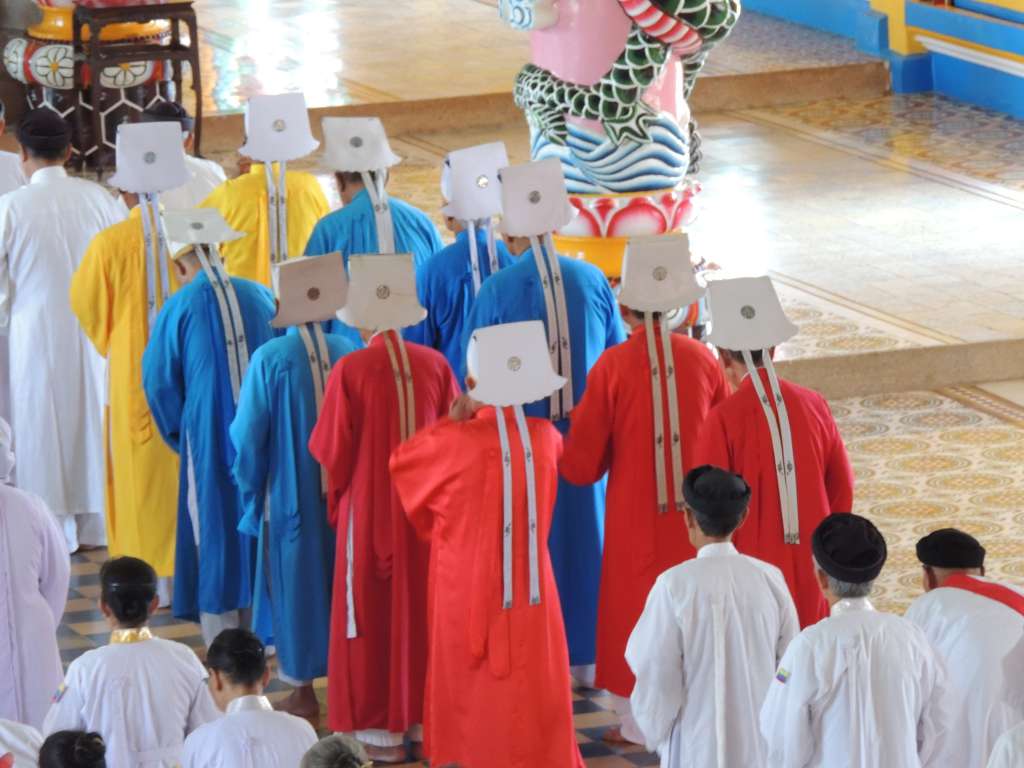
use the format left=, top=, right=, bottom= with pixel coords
left=199, top=163, right=330, bottom=287
left=70, top=207, right=180, bottom=576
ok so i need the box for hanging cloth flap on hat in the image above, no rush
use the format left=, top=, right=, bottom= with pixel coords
left=264, top=162, right=289, bottom=265
left=643, top=314, right=684, bottom=512
left=942, top=574, right=1024, bottom=617
left=527, top=234, right=574, bottom=421
left=297, top=321, right=332, bottom=496
left=763, top=354, right=799, bottom=542
left=466, top=219, right=502, bottom=297
left=382, top=329, right=416, bottom=441
left=195, top=244, right=249, bottom=403
left=139, top=193, right=172, bottom=336
left=743, top=351, right=800, bottom=544
left=361, top=171, right=396, bottom=254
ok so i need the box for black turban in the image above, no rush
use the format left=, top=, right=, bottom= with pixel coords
left=916, top=528, right=985, bottom=569
left=16, top=108, right=71, bottom=153
left=683, top=465, right=751, bottom=518
left=812, top=513, right=887, bottom=583
left=140, top=101, right=194, bottom=133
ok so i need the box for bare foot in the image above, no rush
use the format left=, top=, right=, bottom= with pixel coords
left=410, top=741, right=426, bottom=762
left=361, top=744, right=408, bottom=764
left=273, top=685, right=319, bottom=721
left=602, top=727, right=641, bottom=746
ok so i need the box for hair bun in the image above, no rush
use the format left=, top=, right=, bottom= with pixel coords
left=73, top=733, right=106, bottom=767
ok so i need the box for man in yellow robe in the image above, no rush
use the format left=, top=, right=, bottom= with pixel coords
left=200, top=93, right=328, bottom=287
left=69, top=124, right=187, bottom=580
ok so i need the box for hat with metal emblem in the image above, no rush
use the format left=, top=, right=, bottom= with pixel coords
left=271, top=253, right=349, bottom=328
left=337, top=253, right=425, bottom=331
left=705, top=276, right=797, bottom=351
left=466, top=320, right=567, bottom=407
left=240, top=93, right=319, bottom=162
left=618, top=234, right=705, bottom=313
left=498, top=158, right=575, bottom=237
left=321, top=117, right=401, bottom=172
left=163, top=208, right=244, bottom=259
left=441, top=142, right=509, bottom=221
left=108, top=121, right=188, bottom=193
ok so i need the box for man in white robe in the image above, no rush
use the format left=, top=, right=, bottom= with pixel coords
left=0, top=718, right=42, bottom=768
left=0, top=100, right=28, bottom=433
left=0, top=418, right=69, bottom=729
left=0, top=108, right=127, bottom=551
left=626, top=465, right=799, bottom=768
left=760, top=513, right=952, bottom=768
left=140, top=102, right=226, bottom=209
left=905, top=528, right=1024, bottom=768
left=182, top=629, right=317, bottom=767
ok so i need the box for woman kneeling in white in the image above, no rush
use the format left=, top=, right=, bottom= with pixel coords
left=182, top=629, right=317, bottom=767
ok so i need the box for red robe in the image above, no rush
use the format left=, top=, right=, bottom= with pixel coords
left=308, top=331, right=459, bottom=734
left=560, top=325, right=728, bottom=696
left=390, top=408, right=584, bottom=768
left=694, top=370, right=854, bottom=627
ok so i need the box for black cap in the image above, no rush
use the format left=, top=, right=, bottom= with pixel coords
left=16, top=108, right=71, bottom=153
left=683, top=465, right=751, bottom=517
left=812, top=513, right=887, bottom=583
left=140, top=101, right=194, bottom=132
left=916, top=528, right=985, bottom=569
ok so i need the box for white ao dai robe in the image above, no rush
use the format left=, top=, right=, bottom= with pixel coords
left=0, top=150, right=25, bottom=426
left=181, top=695, right=317, bottom=767
left=0, top=484, right=69, bottom=729
left=626, top=542, right=799, bottom=768
left=760, top=598, right=952, bottom=768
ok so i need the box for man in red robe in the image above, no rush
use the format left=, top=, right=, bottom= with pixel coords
left=560, top=234, right=727, bottom=744
left=694, top=276, right=853, bottom=628
left=309, top=254, right=459, bottom=763
left=390, top=320, right=584, bottom=768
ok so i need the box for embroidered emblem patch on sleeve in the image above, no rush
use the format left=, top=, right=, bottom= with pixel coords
left=52, top=683, right=67, bottom=703
left=775, top=668, right=790, bottom=684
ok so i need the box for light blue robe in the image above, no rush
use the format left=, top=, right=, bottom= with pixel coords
left=405, top=226, right=512, bottom=384
left=229, top=327, right=356, bottom=683
left=304, top=189, right=444, bottom=347
left=143, top=271, right=278, bottom=620
left=461, top=248, right=626, bottom=666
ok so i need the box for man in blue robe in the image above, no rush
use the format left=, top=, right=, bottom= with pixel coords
left=230, top=252, right=356, bottom=720
left=461, top=159, right=625, bottom=676
left=143, top=210, right=278, bottom=645
left=305, top=117, right=442, bottom=347
left=405, top=143, right=513, bottom=381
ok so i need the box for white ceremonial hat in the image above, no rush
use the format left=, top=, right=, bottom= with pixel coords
left=337, top=253, right=425, bottom=331
left=321, top=117, right=400, bottom=173
left=466, top=321, right=567, bottom=407
left=705, top=275, right=798, bottom=351
left=441, top=141, right=509, bottom=221
left=618, top=234, right=705, bottom=313
left=163, top=208, right=244, bottom=249
left=498, top=158, right=576, bottom=237
left=240, top=93, right=319, bottom=162
left=271, top=252, right=348, bottom=328
left=108, top=121, right=188, bottom=194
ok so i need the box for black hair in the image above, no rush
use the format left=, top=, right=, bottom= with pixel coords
left=99, top=556, right=157, bottom=628
left=629, top=309, right=664, bottom=323
left=140, top=100, right=193, bottom=132
left=721, top=348, right=765, bottom=367
left=690, top=501, right=745, bottom=538
left=334, top=169, right=385, bottom=188
left=206, top=628, right=267, bottom=687
left=39, top=731, right=106, bottom=768
left=16, top=108, right=71, bottom=162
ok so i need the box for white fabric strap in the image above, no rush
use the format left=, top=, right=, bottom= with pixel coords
left=196, top=245, right=249, bottom=403
left=140, top=194, right=171, bottom=335
left=743, top=351, right=799, bottom=544
left=264, top=162, right=289, bottom=265
left=485, top=219, right=500, bottom=275
left=345, top=499, right=358, bottom=639
left=544, top=232, right=574, bottom=415
left=382, top=330, right=416, bottom=441
left=512, top=405, right=541, bottom=605
left=763, top=355, right=800, bottom=542
left=362, top=171, right=395, bottom=254
left=186, top=437, right=200, bottom=548
left=297, top=322, right=331, bottom=496
left=527, top=234, right=574, bottom=421
left=467, top=219, right=483, bottom=295
left=643, top=314, right=669, bottom=512
left=495, top=406, right=515, bottom=610
left=660, top=315, right=684, bottom=510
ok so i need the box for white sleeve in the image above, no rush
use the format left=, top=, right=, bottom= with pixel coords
left=625, top=577, right=685, bottom=754
left=41, top=667, right=86, bottom=735
left=760, top=634, right=817, bottom=768
left=35, top=496, right=71, bottom=624
left=772, top=572, right=800, bottom=663
left=186, top=673, right=220, bottom=734
left=987, top=727, right=1023, bottom=768
left=917, top=640, right=955, bottom=768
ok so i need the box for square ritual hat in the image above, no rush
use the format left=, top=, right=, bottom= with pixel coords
left=240, top=93, right=319, bottom=162
left=271, top=253, right=348, bottom=328
left=705, top=275, right=797, bottom=351
left=441, top=141, right=509, bottom=221
left=467, top=320, right=566, bottom=407
left=108, top=121, right=188, bottom=194
left=321, top=117, right=400, bottom=173
left=618, top=233, right=705, bottom=313
left=498, top=158, right=575, bottom=237
left=337, top=253, right=426, bottom=331
left=163, top=208, right=244, bottom=248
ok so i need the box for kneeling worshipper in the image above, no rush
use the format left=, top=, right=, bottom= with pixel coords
left=626, top=465, right=799, bottom=767
left=306, top=117, right=443, bottom=347
left=695, top=276, right=854, bottom=628
left=38, top=731, right=106, bottom=768
left=905, top=529, right=1024, bottom=768
left=231, top=252, right=357, bottom=718
left=405, top=142, right=513, bottom=378
left=43, top=556, right=219, bottom=768
left=143, top=208, right=277, bottom=643
left=181, top=629, right=317, bottom=767
left=760, top=514, right=953, bottom=768
left=309, top=254, right=459, bottom=763
left=0, top=717, right=42, bottom=768
left=462, top=157, right=626, bottom=679
left=561, top=234, right=727, bottom=742
left=390, top=320, right=585, bottom=768
left=0, top=107, right=126, bottom=552
left=71, top=122, right=189, bottom=597
left=201, top=93, right=328, bottom=286
left=0, top=419, right=70, bottom=729
left=140, top=101, right=226, bottom=209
